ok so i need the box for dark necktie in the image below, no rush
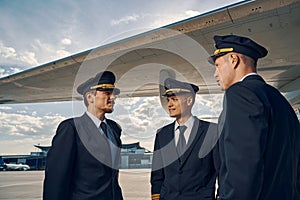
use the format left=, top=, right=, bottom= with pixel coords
left=100, top=122, right=117, bottom=167
left=100, top=122, right=108, bottom=137
left=177, top=125, right=187, bottom=156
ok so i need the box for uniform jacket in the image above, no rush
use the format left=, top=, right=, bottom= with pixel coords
left=151, top=117, right=219, bottom=200
left=43, top=113, right=123, bottom=200
left=218, top=75, right=300, bottom=200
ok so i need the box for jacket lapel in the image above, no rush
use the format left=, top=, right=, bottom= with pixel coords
left=74, top=113, right=112, bottom=166
left=179, top=119, right=204, bottom=166
left=106, top=120, right=121, bottom=147
left=160, top=122, right=182, bottom=167
left=106, top=120, right=122, bottom=168
left=165, top=122, right=176, bottom=147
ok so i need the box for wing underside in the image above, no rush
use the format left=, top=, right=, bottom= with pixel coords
left=0, top=0, right=299, bottom=108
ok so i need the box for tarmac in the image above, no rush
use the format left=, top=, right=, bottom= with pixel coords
left=0, top=169, right=151, bottom=200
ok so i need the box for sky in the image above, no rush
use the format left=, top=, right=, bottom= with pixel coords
left=0, top=0, right=243, bottom=155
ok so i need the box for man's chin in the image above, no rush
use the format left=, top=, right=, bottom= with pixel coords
left=217, top=83, right=226, bottom=91
left=104, top=108, right=114, bottom=113
left=168, top=113, right=177, bottom=118
left=107, top=109, right=113, bottom=113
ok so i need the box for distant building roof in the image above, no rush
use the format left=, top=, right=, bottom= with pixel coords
left=121, top=142, right=143, bottom=149
left=35, top=142, right=151, bottom=153
left=34, top=145, right=51, bottom=152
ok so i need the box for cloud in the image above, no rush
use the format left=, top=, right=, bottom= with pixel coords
left=31, top=38, right=72, bottom=64
left=115, top=97, right=141, bottom=111
left=0, top=90, right=222, bottom=155
left=61, top=38, right=72, bottom=46
left=112, top=94, right=222, bottom=152
left=0, top=106, right=12, bottom=110
left=0, top=101, right=76, bottom=154
left=0, top=111, right=65, bottom=139
left=193, top=94, right=223, bottom=123
left=110, top=14, right=140, bottom=26
left=0, top=137, right=52, bottom=155
left=0, top=40, right=38, bottom=66
left=146, top=9, right=202, bottom=28
left=19, top=51, right=38, bottom=65
left=0, top=66, right=22, bottom=78
left=56, top=49, right=71, bottom=57
left=0, top=41, right=17, bottom=58
left=111, top=97, right=172, bottom=150
left=0, top=37, right=73, bottom=68
left=185, top=10, right=201, bottom=17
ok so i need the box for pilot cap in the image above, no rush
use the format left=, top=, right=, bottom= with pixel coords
left=209, top=35, right=268, bottom=63
left=77, top=71, right=120, bottom=95
left=163, top=78, right=199, bottom=96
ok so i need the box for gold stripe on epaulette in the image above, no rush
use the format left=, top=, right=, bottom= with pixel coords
left=90, top=84, right=115, bottom=90
left=214, top=48, right=234, bottom=55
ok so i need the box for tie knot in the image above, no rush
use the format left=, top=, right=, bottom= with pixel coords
left=177, top=125, right=187, bottom=134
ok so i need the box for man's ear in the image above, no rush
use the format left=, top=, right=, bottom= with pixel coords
left=230, top=53, right=240, bottom=69
left=187, top=95, right=193, bottom=106
left=86, top=92, right=94, bottom=104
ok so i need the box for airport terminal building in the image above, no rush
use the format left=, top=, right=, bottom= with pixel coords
left=1, top=142, right=152, bottom=170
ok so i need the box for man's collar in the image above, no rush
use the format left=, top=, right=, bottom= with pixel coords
left=240, top=72, right=258, bottom=82
left=175, top=115, right=195, bottom=128
left=86, top=111, right=106, bottom=127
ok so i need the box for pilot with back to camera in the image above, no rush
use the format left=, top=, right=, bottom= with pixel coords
left=209, top=34, right=300, bottom=200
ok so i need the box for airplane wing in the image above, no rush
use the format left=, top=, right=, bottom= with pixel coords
left=0, top=0, right=299, bottom=108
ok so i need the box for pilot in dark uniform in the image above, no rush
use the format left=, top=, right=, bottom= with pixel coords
left=151, top=78, right=219, bottom=200
left=209, top=34, right=300, bottom=200
left=43, top=71, right=123, bottom=200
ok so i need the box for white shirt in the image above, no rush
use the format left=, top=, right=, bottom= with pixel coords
left=240, top=72, right=258, bottom=81
left=86, top=111, right=106, bottom=134
left=174, top=116, right=195, bottom=146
